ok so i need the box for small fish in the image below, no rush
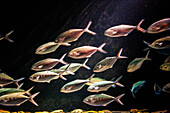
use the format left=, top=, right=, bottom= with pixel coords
left=127, top=50, right=151, bottom=72
left=160, top=56, right=170, bottom=71
left=85, top=77, right=106, bottom=86
left=0, top=92, right=40, bottom=106
left=144, top=36, right=170, bottom=50
left=68, top=43, right=107, bottom=59
left=31, top=53, right=67, bottom=71
left=60, top=74, right=95, bottom=93
left=162, top=83, right=170, bottom=93
left=83, top=93, right=125, bottom=106
left=0, top=86, right=34, bottom=97
left=0, top=30, right=14, bottom=42
left=35, top=42, right=70, bottom=55
left=55, top=21, right=96, bottom=44
left=147, top=18, right=170, bottom=33
left=0, top=73, right=24, bottom=88
left=58, top=58, right=90, bottom=73
left=131, top=80, right=145, bottom=98
left=104, top=19, right=145, bottom=37
left=154, top=83, right=162, bottom=95
left=87, top=76, right=124, bottom=93
left=93, top=48, right=127, bottom=72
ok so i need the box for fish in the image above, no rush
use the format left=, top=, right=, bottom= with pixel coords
left=71, top=109, right=83, bottom=113
left=83, top=93, right=125, bottom=106
left=104, top=19, right=145, bottom=37
left=0, top=86, right=34, bottom=97
left=154, top=83, right=162, bottom=95
left=0, top=92, right=40, bottom=106
left=30, top=64, right=74, bottom=82
left=162, top=83, right=170, bottom=93
left=55, top=21, right=96, bottom=44
left=131, top=80, right=145, bottom=98
left=0, top=30, right=14, bottom=42
left=60, top=74, right=95, bottom=93
left=85, top=77, right=106, bottom=86
left=35, top=42, right=70, bottom=55
left=127, top=50, right=151, bottom=72
left=57, top=58, right=90, bottom=74
left=93, top=48, right=127, bottom=72
left=87, top=76, right=124, bottom=93
left=160, top=56, right=170, bottom=71
left=0, top=73, right=24, bottom=88
left=31, top=53, right=67, bottom=71
left=143, top=36, right=170, bottom=50
left=68, top=43, right=107, bottom=59
left=147, top=18, right=170, bottom=33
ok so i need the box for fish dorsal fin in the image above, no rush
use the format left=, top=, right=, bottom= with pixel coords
left=0, top=73, right=14, bottom=80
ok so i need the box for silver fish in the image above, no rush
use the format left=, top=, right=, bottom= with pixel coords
left=93, top=48, right=127, bottom=72
left=147, top=18, right=170, bottom=33
left=131, top=80, right=145, bottom=98
left=87, top=76, right=124, bottom=92
left=0, top=92, right=40, bottom=106
left=68, top=43, right=107, bottom=59
left=0, top=30, right=14, bottom=42
left=30, top=64, right=74, bottom=82
left=104, top=19, right=145, bottom=37
left=35, top=42, right=70, bottom=55
left=83, top=93, right=125, bottom=106
left=127, top=51, right=151, bottom=72
left=60, top=74, right=95, bottom=93
left=0, top=73, right=24, bottom=88
left=55, top=21, right=96, bottom=44
left=31, top=53, right=67, bottom=71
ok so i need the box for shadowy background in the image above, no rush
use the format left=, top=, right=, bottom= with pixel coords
left=0, top=0, right=169, bottom=112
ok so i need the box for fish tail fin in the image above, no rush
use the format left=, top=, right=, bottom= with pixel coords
left=98, top=43, right=107, bottom=54
left=5, top=30, right=14, bottom=42
left=25, top=86, right=34, bottom=96
left=115, top=93, right=125, bottom=105
left=117, top=48, right=128, bottom=59
left=13, top=77, right=25, bottom=88
left=114, top=75, right=124, bottom=87
left=82, top=58, right=91, bottom=70
left=88, top=74, right=95, bottom=81
left=144, top=50, right=152, bottom=61
left=84, top=21, right=96, bottom=35
left=136, top=19, right=146, bottom=33
left=59, top=64, right=74, bottom=80
left=29, top=92, right=40, bottom=106
left=59, top=53, right=68, bottom=65
left=17, top=83, right=24, bottom=89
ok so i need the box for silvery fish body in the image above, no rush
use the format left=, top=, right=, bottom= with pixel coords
left=160, top=56, right=170, bottom=71
left=83, top=93, right=125, bottom=106
left=35, top=42, right=60, bottom=55
left=68, top=43, right=107, bottom=59
left=0, top=86, right=34, bottom=97
left=93, top=48, right=127, bottom=72
left=29, top=71, right=60, bottom=83
left=147, top=18, right=170, bottom=33
left=85, top=77, right=106, bottom=86
left=127, top=51, right=151, bottom=72
left=0, top=73, right=24, bottom=88
left=104, top=19, right=145, bottom=37
left=31, top=53, right=67, bottom=71
left=60, top=79, right=89, bottom=93
left=0, top=92, right=39, bottom=106
left=162, top=83, right=170, bottom=93
left=55, top=21, right=96, bottom=44
left=87, top=81, right=116, bottom=92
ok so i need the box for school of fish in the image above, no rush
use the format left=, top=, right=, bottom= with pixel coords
left=0, top=18, right=169, bottom=110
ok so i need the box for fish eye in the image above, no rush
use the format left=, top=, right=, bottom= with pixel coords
left=164, top=66, right=168, bottom=69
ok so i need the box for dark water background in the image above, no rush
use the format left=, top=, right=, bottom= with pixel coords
left=0, top=0, right=169, bottom=112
